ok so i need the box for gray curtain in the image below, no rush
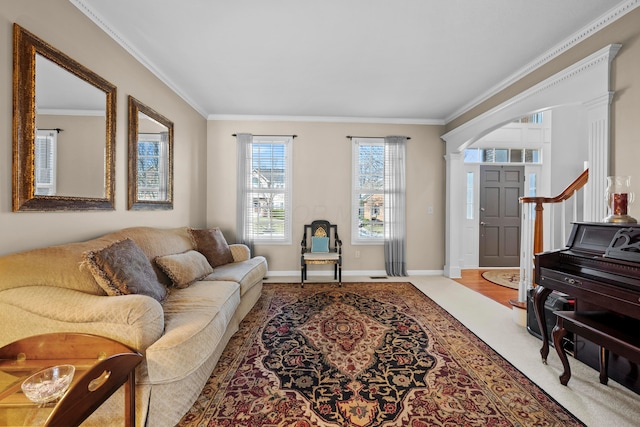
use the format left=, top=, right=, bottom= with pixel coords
left=236, top=133, right=255, bottom=254
left=384, top=136, right=407, bottom=276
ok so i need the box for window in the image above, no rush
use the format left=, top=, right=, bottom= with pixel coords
left=137, top=132, right=169, bottom=200
left=514, top=112, right=544, bottom=124
left=528, top=173, right=537, bottom=197
left=34, top=129, right=57, bottom=196
left=241, top=136, right=292, bottom=244
left=463, top=147, right=541, bottom=164
left=466, top=172, right=474, bottom=220
left=524, top=148, right=540, bottom=163
left=529, top=172, right=537, bottom=220
left=352, top=138, right=384, bottom=243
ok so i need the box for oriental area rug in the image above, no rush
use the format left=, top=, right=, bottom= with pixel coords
left=178, top=282, right=583, bottom=427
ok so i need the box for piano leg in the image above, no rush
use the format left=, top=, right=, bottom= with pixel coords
left=552, top=317, right=571, bottom=385
left=533, top=285, right=553, bottom=363
left=599, top=346, right=609, bottom=385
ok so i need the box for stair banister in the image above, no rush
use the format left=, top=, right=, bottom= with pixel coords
left=513, top=168, right=589, bottom=308
left=520, top=168, right=589, bottom=256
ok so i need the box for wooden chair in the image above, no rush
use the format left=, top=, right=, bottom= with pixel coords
left=300, top=220, right=342, bottom=286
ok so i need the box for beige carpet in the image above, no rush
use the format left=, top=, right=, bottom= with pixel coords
left=482, top=269, right=519, bottom=289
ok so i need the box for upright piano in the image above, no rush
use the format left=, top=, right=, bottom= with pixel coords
left=534, top=222, right=640, bottom=392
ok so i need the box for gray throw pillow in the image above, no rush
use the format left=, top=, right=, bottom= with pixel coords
left=84, top=238, right=167, bottom=302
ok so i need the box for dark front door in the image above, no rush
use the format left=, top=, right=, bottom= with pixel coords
left=479, top=165, right=524, bottom=267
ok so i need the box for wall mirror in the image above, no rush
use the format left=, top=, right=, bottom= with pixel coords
left=13, top=23, right=116, bottom=211
left=128, top=96, right=173, bottom=210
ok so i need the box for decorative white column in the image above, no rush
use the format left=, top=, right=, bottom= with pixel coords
left=584, top=92, right=615, bottom=222
left=444, top=152, right=463, bottom=278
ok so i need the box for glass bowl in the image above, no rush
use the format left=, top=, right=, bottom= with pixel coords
left=21, top=364, right=75, bottom=404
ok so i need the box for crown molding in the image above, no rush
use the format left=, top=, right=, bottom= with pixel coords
left=70, top=0, right=209, bottom=118
left=444, top=0, right=640, bottom=124
left=207, top=114, right=444, bottom=125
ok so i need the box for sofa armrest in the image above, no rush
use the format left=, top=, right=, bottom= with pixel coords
left=229, top=244, right=250, bottom=262
left=0, top=286, right=164, bottom=352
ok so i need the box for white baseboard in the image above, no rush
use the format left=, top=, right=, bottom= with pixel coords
left=266, top=269, right=444, bottom=277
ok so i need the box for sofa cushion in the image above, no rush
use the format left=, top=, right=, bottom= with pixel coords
left=0, top=243, right=106, bottom=296
left=0, top=286, right=164, bottom=353
left=155, top=250, right=213, bottom=289
left=145, top=280, right=240, bottom=384
left=189, top=228, right=234, bottom=268
left=84, top=238, right=167, bottom=302
left=203, top=256, right=268, bottom=297
left=110, top=227, right=195, bottom=287
left=0, top=227, right=195, bottom=296
left=229, top=244, right=250, bottom=262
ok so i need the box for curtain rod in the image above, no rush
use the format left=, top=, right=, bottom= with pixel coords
left=38, top=128, right=64, bottom=133
left=232, top=134, right=297, bottom=138
left=346, top=135, right=411, bottom=140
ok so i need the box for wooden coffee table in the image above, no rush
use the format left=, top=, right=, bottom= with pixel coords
left=0, top=333, right=142, bottom=427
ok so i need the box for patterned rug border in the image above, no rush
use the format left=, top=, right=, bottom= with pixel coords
left=179, top=281, right=585, bottom=427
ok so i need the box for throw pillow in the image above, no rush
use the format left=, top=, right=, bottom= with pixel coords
left=188, top=228, right=235, bottom=268
left=311, top=236, right=330, bottom=253
left=83, top=238, right=167, bottom=302
left=155, top=250, right=214, bottom=289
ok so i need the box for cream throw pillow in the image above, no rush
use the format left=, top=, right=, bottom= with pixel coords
left=155, top=250, right=214, bottom=289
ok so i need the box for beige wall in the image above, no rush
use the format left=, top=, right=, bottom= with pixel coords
left=207, top=120, right=446, bottom=273
left=0, top=0, right=208, bottom=256
left=446, top=7, right=640, bottom=195
left=37, top=114, right=105, bottom=198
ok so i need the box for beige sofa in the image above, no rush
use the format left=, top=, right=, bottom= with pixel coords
left=0, top=226, right=268, bottom=426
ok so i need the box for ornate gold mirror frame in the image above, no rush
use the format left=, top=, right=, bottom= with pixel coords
left=128, top=96, right=174, bottom=210
left=13, top=23, right=116, bottom=211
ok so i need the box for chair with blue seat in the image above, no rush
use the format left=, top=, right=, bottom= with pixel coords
left=300, top=220, right=342, bottom=287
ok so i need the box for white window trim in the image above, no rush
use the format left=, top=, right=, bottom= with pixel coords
left=352, top=137, right=384, bottom=245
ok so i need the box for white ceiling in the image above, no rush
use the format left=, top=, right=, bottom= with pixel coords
left=72, top=0, right=627, bottom=123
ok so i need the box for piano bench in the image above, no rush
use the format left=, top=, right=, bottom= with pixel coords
left=552, top=311, right=640, bottom=386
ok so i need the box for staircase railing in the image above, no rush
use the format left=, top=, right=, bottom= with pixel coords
left=515, top=169, right=589, bottom=305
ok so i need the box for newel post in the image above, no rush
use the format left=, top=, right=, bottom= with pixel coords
left=533, top=201, right=545, bottom=257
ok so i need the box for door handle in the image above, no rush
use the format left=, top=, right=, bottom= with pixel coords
left=480, top=221, right=488, bottom=226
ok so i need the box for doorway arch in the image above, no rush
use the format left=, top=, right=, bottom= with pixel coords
left=441, top=44, right=621, bottom=279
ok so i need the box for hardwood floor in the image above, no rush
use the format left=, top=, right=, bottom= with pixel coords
left=453, top=269, right=518, bottom=308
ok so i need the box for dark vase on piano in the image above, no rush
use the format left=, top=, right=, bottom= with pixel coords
left=534, top=222, right=640, bottom=393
